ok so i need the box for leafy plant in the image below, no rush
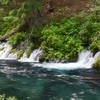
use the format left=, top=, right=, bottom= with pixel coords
left=8, top=32, right=27, bottom=45
left=0, top=94, right=17, bottom=100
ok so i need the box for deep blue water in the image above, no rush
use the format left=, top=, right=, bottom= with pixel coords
left=0, top=60, right=100, bottom=100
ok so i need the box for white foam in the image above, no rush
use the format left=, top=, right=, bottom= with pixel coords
left=0, top=42, right=43, bottom=62
left=0, top=42, right=100, bottom=70
left=34, top=51, right=100, bottom=70
left=19, top=49, right=43, bottom=62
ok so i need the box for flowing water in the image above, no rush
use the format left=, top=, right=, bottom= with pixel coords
left=0, top=60, right=100, bottom=100
left=0, top=42, right=100, bottom=100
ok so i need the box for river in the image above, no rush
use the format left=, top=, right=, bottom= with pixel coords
left=0, top=60, right=100, bottom=100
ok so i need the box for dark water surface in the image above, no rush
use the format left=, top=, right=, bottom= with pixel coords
left=0, top=60, right=100, bottom=100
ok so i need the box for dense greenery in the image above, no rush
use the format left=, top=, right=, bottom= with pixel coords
left=40, top=11, right=100, bottom=61
left=0, top=0, right=100, bottom=62
left=0, top=94, right=17, bottom=100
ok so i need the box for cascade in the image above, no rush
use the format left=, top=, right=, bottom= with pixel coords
left=19, top=49, right=43, bottom=62
left=34, top=51, right=100, bottom=70
left=0, top=42, right=100, bottom=70
left=0, top=42, right=43, bottom=62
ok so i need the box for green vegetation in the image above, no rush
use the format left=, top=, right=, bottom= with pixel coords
left=8, top=32, right=27, bottom=45
left=0, top=47, right=5, bottom=51
left=40, top=11, right=100, bottom=61
left=17, top=50, right=24, bottom=59
left=94, top=56, right=100, bottom=68
left=0, top=0, right=100, bottom=62
left=9, top=48, right=17, bottom=54
left=0, top=94, right=17, bottom=100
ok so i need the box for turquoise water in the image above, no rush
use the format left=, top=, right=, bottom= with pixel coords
left=0, top=60, right=100, bottom=100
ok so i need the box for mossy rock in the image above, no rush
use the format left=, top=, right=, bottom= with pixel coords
left=94, top=56, right=100, bottom=69
left=9, top=48, right=17, bottom=54
left=0, top=47, right=5, bottom=51
left=17, top=50, right=24, bottom=59
left=39, top=53, right=47, bottom=62
left=26, top=49, right=32, bottom=58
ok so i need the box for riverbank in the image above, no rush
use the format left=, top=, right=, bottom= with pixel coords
left=0, top=0, right=100, bottom=68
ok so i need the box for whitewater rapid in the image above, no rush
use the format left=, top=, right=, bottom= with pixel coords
left=0, top=42, right=100, bottom=70
left=34, top=51, right=100, bottom=70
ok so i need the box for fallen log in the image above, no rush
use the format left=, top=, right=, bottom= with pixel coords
left=82, top=77, right=100, bottom=80
left=0, top=28, right=18, bottom=41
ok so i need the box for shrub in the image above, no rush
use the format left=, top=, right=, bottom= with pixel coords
left=41, top=17, right=84, bottom=61
left=8, top=32, right=27, bottom=45
left=40, top=11, right=100, bottom=61
left=3, top=16, right=19, bottom=24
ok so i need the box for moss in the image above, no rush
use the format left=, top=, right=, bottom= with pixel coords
left=94, top=56, right=100, bottom=69
left=17, top=50, right=24, bottom=59
left=26, top=49, right=32, bottom=58
left=0, top=94, right=17, bottom=100
left=39, top=53, right=46, bottom=62
left=0, top=47, right=5, bottom=51
left=9, top=48, right=17, bottom=53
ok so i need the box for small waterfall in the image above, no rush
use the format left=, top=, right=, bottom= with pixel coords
left=0, top=42, right=100, bottom=70
left=0, top=42, right=43, bottom=62
left=35, top=51, right=100, bottom=70
left=0, top=43, right=18, bottom=60
left=19, top=49, right=43, bottom=62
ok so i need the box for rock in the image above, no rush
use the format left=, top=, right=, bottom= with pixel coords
left=26, top=49, right=32, bottom=58
left=17, top=50, right=24, bottom=59
left=94, top=56, right=100, bottom=69
left=0, top=47, right=5, bottom=51
left=9, top=48, right=17, bottom=53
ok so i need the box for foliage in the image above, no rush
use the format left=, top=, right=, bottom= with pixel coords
left=0, top=19, right=16, bottom=36
left=40, top=11, right=100, bottom=61
left=41, top=17, right=84, bottom=61
left=0, top=94, right=17, bottom=100
left=0, top=0, right=9, bottom=5
left=0, top=0, right=100, bottom=62
left=17, top=50, right=24, bottom=59
left=8, top=32, right=27, bottom=45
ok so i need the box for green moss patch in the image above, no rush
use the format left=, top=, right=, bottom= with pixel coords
left=17, top=50, right=24, bottom=59
left=94, top=56, right=100, bottom=68
left=9, top=48, right=17, bottom=53
left=0, top=47, right=5, bottom=51
left=26, top=49, right=32, bottom=58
